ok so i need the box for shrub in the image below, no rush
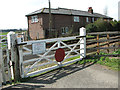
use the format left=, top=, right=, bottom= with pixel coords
left=85, top=19, right=119, bottom=32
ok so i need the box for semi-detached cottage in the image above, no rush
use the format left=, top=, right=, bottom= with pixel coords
left=26, top=7, right=113, bottom=39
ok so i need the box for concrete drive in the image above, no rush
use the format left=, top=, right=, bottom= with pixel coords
left=2, top=63, right=118, bottom=89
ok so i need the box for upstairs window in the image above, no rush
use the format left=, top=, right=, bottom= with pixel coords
left=31, top=15, right=38, bottom=23
left=86, top=17, right=89, bottom=22
left=74, top=16, right=79, bottom=22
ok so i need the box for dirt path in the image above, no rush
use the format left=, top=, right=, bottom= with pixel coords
left=2, top=63, right=118, bottom=89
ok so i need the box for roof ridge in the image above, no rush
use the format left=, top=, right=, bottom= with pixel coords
left=26, top=7, right=113, bottom=19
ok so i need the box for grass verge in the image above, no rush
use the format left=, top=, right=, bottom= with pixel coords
left=78, top=49, right=120, bottom=71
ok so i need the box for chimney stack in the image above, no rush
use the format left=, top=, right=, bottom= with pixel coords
left=88, top=7, right=93, bottom=14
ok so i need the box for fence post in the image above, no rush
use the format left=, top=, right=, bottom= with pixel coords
left=6, top=48, right=12, bottom=84
left=17, top=38, right=24, bottom=78
left=80, top=27, right=86, bottom=58
left=0, top=43, right=6, bottom=86
left=97, top=34, right=100, bottom=55
left=107, top=34, right=110, bottom=53
left=10, top=34, right=20, bottom=82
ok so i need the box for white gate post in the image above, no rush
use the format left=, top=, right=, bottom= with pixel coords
left=80, top=27, right=86, bottom=58
left=7, top=31, right=15, bottom=50
left=7, top=32, right=15, bottom=80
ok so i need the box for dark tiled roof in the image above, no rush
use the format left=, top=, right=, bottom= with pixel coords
left=26, top=8, right=112, bottom=19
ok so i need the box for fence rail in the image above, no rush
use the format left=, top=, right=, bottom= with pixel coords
left=87, top=31, right=120, bottom=35
left=86, top=31, right=120, bottom=56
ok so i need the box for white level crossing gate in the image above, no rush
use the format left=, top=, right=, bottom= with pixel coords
left=0, top=28, right=86, bottom=88
left=18, top=27, right=86, bottom=78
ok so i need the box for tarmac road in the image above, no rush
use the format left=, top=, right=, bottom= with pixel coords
left=2, top=63, right=118, bottom=89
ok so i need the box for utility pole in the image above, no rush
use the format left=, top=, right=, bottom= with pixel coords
left=49, top=0, right=52, bottom=32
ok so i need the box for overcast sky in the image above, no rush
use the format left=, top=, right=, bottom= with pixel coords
left=0, top=0, right=119, bottom=29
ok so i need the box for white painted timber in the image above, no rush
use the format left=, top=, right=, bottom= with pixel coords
left=19, top=46, right=25, bottom=78
left=23, top=49, right=80, bottom=64
left=80, top=27, right=86, bottom=58
left=7, top=31, right=15, bottom=49
left=26, top=58, right=82, bottom=77
left=23, top=47, right=32, bottom=52
left=19, top=29, right=86, bottom=78
left=6, top=49, right=12, bottom=83
left=24, top=61, right=57, bottom=72
left=18, top=36, right=79, bottom=45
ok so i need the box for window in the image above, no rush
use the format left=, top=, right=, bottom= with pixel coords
left=31, top=15, right=38, bottom=23
left=74, top=16, right=79, bottom=22
left=86, top=17, right=89, bottom=22
left=62, top=27, right=69, bottom=34
left=65, top=27, right=69, bottom=33
left=62, top=27, right=65, bottom=34
left=96, top=18, right=98, bottom=21
left=92, top=17, right=94, bottom=22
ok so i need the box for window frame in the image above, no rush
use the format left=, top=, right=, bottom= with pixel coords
left=62, top=27, right=65, bottom=34
left=74, top=16, right=80, bottom=22
left=92, top=17, right=94, bottom=22
left=86, top=17, right=89, bottom=22
left=65, top=27, right=69, bottom=33
left=31, top=15, right=38, bottom=23
left=62, top=27, right=69, bottom=34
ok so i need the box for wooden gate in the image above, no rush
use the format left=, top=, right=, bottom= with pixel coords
left=0, top=35, right=12, bottom=87
left=18, top=27, right=86, bottom=78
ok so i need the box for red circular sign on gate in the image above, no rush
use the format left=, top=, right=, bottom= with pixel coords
left=55, top=48, right=65, bottom=62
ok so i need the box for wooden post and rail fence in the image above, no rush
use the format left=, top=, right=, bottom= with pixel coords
left=0, top=28, right=120, bottom=88
left=86, top=31, right=120, bottom=57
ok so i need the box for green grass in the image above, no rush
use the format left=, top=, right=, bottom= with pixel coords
left=78, top=49, right=120, bottom=71
left=66, top=55, right=80, bottom=61
left=97, top=57, right=119, bottom=70
left=86, top=35, right=95, bottom=38
left=0, top=32, right=8, bottom=35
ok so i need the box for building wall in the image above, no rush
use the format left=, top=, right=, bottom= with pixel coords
left=28, top=13, right=111, bottom=39
left=42, top=14, right=73, bottom=30
left=28, top=15, right=44, bottom=40
left=42, top=14, right=94, bottom=37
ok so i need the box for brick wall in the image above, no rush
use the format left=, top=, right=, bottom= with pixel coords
left=28, top=15, right=44, bottom=40
left=28, top=13, right=104, bottom=39
left=42, top=14, right=92, bottom=37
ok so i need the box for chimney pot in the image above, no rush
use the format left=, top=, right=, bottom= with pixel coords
left=88, top=7, right=93, bottom=14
